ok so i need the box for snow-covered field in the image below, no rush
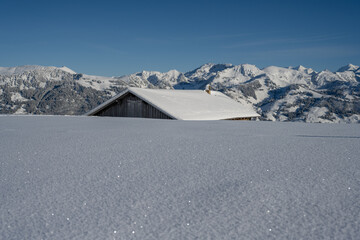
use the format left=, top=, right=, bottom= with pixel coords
left=1, top=116, right=359, bottom=239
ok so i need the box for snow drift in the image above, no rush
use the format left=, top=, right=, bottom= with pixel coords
left=0, top=116, right=359, bottom=239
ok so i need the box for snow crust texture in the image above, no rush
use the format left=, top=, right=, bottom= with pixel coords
left=1, top=116, right=359, bottom=239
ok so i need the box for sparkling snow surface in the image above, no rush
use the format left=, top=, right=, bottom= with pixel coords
left=1, top=116, right=359, bottom=239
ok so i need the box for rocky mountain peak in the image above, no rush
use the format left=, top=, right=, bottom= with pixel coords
left=337, top=64, right=360, bottom=72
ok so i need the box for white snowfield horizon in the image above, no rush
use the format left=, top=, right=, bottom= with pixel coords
left=1, top=115, right=359, bottom=239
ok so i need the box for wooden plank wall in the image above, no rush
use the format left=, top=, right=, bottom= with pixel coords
left=95, top=93, right=173, bottom=119
left=225, top=117, right=252, bottom=120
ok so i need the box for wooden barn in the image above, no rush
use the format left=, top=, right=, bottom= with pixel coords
left=86, top=87, right=260, bottom=120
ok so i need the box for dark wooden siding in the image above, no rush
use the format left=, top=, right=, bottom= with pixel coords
left=225, top=117, right=252, bottom=121
left=94, top=93, right=173, bottom=119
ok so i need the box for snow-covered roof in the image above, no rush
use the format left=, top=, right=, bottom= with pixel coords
left=86, top=87, right=260, bottom=120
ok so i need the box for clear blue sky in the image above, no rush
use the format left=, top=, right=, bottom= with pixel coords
left=1, top=0, right=359, bottom=76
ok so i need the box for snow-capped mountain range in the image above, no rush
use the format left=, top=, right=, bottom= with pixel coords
left=0, top=63, right=359, bottom=123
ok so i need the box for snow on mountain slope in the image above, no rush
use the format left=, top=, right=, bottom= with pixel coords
left=262, top=66, right=312, bottom=87
left=311, top=70, right=354, bottom=87
left=117, top=69, right=187, bottom=89
left=185, top=63, right=234, bottom=80
left=0, top=65, right=76, bottom=76
left=212, top=64, right=263, bottom=86
left=335, top=71, right=358, bottom=83
left=290, top=65, right=314, bottom=74
left=76, top=74, right=121, bottom=93
left=59, top=66, right=76, bottom=74
left=0, top=65, right=49, bottom=76
left=0, top=63, right=359, bottom=123
left=1, top=116, right=359, bottom=239
left=337, top=63, right=360, bottom=72
left=177, top=63, right=234, bottom=89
